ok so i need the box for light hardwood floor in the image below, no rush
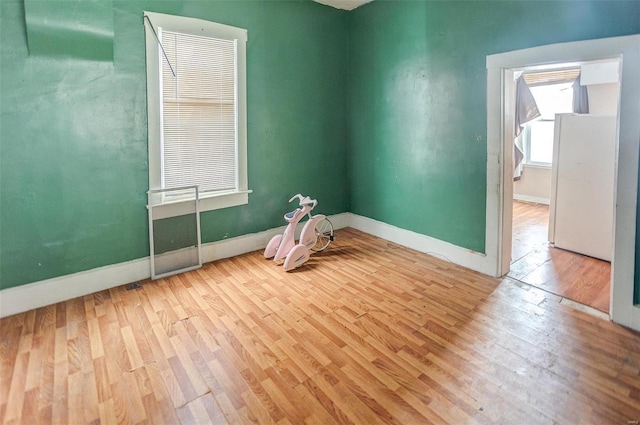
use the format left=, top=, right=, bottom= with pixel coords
left=1, top=228, right=639, bottom=424
left=510, top=201, right=611, bottom=313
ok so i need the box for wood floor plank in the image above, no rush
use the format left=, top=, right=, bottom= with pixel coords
left=1, top=228, right=639, bottom=424
left=178, top=392, right=229, bottom=425
left=510, top=201, right=611, bottom=312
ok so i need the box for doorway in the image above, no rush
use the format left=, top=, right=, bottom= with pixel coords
left=484, top=35, right=640, bottom=331
left=508, top=64, right=617, bottom=313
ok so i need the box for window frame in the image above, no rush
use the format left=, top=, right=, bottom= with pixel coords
left=144, top=11, right=250, bottom=213
left=522, top=119, right=554, bottom=168
left=522, top=80, right=575, bottom=168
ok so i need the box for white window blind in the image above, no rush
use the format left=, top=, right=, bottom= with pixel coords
left=161, top=31, right=238, bottom=193
left=523, top=68, right=580, bottom=86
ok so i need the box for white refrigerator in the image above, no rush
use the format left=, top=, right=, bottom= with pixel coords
left=548, top=114, right=616, bottom=262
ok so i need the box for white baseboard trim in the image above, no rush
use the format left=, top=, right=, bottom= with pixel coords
left=348, top=214, right=494, bottom=276
left=0, top=213, right=351, bottom=318
left=0, top=258, right=150, bottom=319
left=513, top=194, right=550, bottom=205
left=0, top=212, right=494, bottom=317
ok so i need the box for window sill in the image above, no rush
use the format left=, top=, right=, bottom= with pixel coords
left=523, top=162, right=552, bottom=170
left=150, top=190, right=252, bottom=219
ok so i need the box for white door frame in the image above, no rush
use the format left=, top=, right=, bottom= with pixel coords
left=485, top=35, right=640, bottom=331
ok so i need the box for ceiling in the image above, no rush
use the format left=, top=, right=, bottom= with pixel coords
left=313, top=0, right=374, bottom=11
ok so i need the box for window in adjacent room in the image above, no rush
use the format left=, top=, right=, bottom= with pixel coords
left=144, top=11, right=250, bottom=212
left=521, top=69, right=577, bottom=167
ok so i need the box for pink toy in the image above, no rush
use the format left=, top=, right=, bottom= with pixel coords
left=264, top=194, right=334, bottom=271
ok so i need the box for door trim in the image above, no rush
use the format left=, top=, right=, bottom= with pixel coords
left=485, top=35, right=640, bottom=331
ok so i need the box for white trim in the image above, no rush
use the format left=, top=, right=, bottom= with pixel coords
left=348, top=214, right=495, bottom=276
left=559, top=297, right=610, bottom=322
left=151, top=190, right=252, bottom=220
left=513, top=194, right=550, bottom=205
left=2, top=206, right=633, bottom=325
left=485, top=66, right=513, bottom=278
left=0, top=213, right=350, bottom=318
left=0, top=258, right=151, bottom=319
left=486, top=35, right=640, bottom=331
left=523, top=163, right=551, bottom=170
left=0, top=211, right=486, bottom=318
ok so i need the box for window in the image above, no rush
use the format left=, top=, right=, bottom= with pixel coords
left=144, top=12, right=250, bottom=212
left=521, top=80, right=574, bottom=167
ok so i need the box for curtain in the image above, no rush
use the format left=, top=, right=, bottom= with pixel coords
left=514, top=76, right=540, bottom=180
left=572, top=73, right=589, bottom=114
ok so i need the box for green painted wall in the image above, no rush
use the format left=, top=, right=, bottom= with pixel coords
left=0, top=0, right=349, bottom=289
left=24, top=0, right=115, bottom=61
left=2, top=0, right=640, bottom=302
left=348, top=0, right=640, bottom=254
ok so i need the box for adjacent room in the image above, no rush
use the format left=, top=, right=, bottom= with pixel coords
left=1, top=0, right=640, bottom=423
left=510, top=61, right=620, bottom=314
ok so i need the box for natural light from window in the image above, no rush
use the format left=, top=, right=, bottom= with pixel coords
left=144, top=11, right=250, bottom=213
left=525, top=82, right=574, bottom=166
